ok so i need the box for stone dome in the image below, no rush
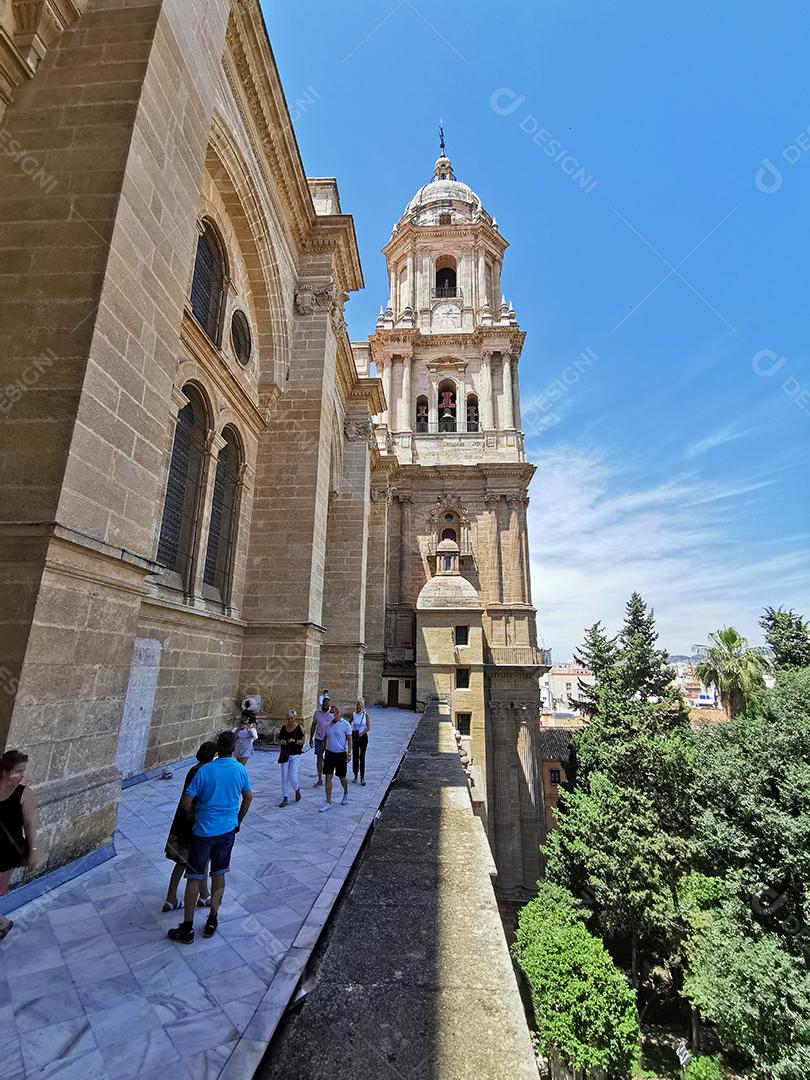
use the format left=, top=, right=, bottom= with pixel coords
left=436, top=538, right=460, bottom=554
left=416, top=572, right=481, bottom=611
left=402, top=155, right=489, bottom=226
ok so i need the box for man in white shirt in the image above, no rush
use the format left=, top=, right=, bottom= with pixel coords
left=319, top=712, right=353, bottom=813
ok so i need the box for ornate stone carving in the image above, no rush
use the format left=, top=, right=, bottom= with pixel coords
left=343, top=418, right=372, bottom=442
left=370, top=485, right=396, bottom=505
left=294, top=282, right=336, bottom=316
left=429, top=492, right=469, bottom=526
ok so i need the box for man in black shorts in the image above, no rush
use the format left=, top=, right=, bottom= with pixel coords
left=319, top=710, right=353, bottom=813
left=167, top=729, right=252, bottom=944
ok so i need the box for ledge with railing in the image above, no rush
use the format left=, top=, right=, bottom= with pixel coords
left=414, top=420, right=481, bottom=434
left=431, top=286, right=463, bottom=299
left=486, top=646, right=552, bottom=668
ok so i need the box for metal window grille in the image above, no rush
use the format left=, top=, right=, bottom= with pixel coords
left=203, top=436, right=241, bottom=599
left=190, top=225, right=225, bottom=344
left=156, top=399, right=207, bottom=586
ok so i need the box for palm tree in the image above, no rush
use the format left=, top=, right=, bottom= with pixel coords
left=695, top=627, right=769, bottom=719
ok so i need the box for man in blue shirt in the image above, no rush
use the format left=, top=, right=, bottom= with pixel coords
left=167, top=729, right=252, bottom=944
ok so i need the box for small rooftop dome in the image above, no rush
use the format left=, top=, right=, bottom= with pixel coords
left=436, top=538, right=460, bottom=554
left=416, top=573, right=481, bottom=611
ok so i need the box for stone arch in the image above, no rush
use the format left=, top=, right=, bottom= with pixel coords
left=205, top=115, right=290, bottom=388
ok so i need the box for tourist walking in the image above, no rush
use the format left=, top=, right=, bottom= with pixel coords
left=0, top=750, right=38, bottom=941
left=233, top=711, right=258, bottom=765
left=319, top=710, right=353, bottom=813
left=278, top=710, right=305, bottom=808
left=351, top=699, right=372, bottom=785
left=162, top=741, right=216, bottom=911
left=167, top=730, right=252, bottom=944
left=309, top=695, right=332, bottom=786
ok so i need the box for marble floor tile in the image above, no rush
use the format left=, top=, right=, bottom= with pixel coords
left=21, top=1016, right=97, bottom=1074
left=2, top=708, right=419, bottom=1078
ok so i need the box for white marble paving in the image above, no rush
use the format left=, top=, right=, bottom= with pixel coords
left=0, top=708, right=419, bottom=1078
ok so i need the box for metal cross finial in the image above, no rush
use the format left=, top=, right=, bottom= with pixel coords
left=439, top=120, right=445, bottom=157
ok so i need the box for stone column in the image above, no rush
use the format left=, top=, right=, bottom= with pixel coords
left=428, top=378, right=438, bottom=432
left=240, top=266, right=342, bottom=723
left=190, top=430, right=227, bottom=599
left=398, top=494, right=412, bottom=604
left=506, top=494, right=525, bottom=603
left=400, top=354, right=412, bottom=431
left=388, top=267, right=396, bottom=317
left=480, top=351, right=495, bottom=429
left=512, top=357, right=522, bottom=430
left=406, top=252, right=415, bottom=310
left=485, top=494, right=505, bottom=604
left=502, top=352, right=515, bottom=429
left=320, top=415, right=372, bottom=705
left=363, top=484, right=392, bottom=704
left=519, top=496, right=532, bottom=605
left=381, top=358, right=392, bottom=426
left=477, top=248, right=487, bottom=309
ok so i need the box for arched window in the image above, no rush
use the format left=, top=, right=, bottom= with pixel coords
left=203, top=427, right=242, bottom=603
left=190, top=219, right=227, bottom=345
left=440, top=511, right=461, bottom=550
left=466, top=394, right=479, bottom=432
left=441, top=527, right=457, bottom=542
left=156, top=385, right=209, bottom=589
left=415, top=395, right=429, bottom=433
left=434, top=254, right=458, bottom=298
left=438, top=380, right=456, bottom=432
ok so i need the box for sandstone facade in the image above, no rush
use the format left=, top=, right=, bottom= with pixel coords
left=0, top=0, right=546, bottom=901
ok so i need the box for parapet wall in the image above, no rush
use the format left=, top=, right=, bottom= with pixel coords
left=259, top=698, right=539, bottom=1079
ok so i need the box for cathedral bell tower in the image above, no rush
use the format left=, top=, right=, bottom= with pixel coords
left=357, top=147, right=551, bottom=902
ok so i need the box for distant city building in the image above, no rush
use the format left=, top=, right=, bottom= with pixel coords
left=669, top=659, right=719, bottom=709
left=540, top=663, right=595, bottom=716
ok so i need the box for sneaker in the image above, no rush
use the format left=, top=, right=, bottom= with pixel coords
left=319, top=802, right=332, bottom=813
left=278, top=797, right=288, bottom=808
left=361, top=779, right=366, bottom=786
left=167, top=922, right=195, bottom=945
left=341, top=793, right=349, bottom=805
left=295, top=789, right=301, bottom=802
left=314, top=779, right=322, bottom=787
left=203, top=914, right=218, bottom=939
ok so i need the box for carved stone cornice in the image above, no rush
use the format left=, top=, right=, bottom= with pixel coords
left=369, top=326, right=526, bottom=364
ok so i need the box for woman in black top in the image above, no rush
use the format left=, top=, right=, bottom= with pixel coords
left=278, top=710, right=305, bottom=807
left=163, top=741, right=217, bottom=911
left=0, top=749, right=38, bottom=941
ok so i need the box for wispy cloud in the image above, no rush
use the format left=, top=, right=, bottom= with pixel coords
left=528, top=447, right=810, bottom=660
left=686, top=423, right=754, bottom=458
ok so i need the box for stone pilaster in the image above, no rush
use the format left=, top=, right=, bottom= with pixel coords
left=319, top=413, right=372, bottom=706
left=363, top=483, right=393, bottom=704
left=480, top=350, right=495, bottom=430
left=502, top=352, right=515, bottom=429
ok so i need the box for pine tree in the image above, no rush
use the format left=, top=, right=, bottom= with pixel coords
left=617, top=591, right=673, bottom=701
left=760, top=606, right=810, bottom=670
left=570, top=620, right=618, bottom=715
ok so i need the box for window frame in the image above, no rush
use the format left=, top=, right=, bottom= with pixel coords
left=455, top=667, right=471, bottom=690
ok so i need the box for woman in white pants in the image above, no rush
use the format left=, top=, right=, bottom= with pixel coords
left=278, top=710, right=305, bottom=808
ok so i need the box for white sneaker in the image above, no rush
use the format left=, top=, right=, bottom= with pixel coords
left=341, top=794, right=349, bottom=805
left=319, top=803, right=332, bottom=813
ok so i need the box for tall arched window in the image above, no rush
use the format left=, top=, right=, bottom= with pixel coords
left=466, top=394, right=479, bottom=432
left=203, top=426, right=242, bottom=604
left=438, top=380, right=457, bottom=432
left=434, top=254, right=458, bottom=298
left=190, top=219, right=227, bottom=345
left=415, top=395, right=429, bottom=433
left=156, top=385, right=209, bottom=589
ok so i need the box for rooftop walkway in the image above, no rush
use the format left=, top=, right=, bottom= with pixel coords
left=1, top=708, right=420, bottom=1079
left=258, top=700, right=539, bottom=1080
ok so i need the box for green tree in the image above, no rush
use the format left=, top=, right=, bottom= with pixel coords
left=571, top=620, right=619, bottom=715
left=694, top=627, right=769, bottom=719
left=682, top=905, right=810, bottom=1078
left=617, top=592, right=673, bottom=701
left=760, top=606, right=810, bottom=670
left=514, top=884, right=638, bottom=1078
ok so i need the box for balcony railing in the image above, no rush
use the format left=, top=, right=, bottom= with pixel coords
left=414, top=420, right=480, bottom=434
left=431, top=286, right=463, bottom=299
left=486, top=647, right=552, bottom=668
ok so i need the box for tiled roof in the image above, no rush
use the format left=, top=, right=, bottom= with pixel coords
left=537, top=728, right=574, bottom=763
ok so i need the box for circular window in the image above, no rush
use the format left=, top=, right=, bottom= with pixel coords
left=231, top=310, right=252, bottom=366
left=444, top=513, right=454, bottom=523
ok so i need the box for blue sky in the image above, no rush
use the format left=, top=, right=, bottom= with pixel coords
left=263, top=0, right=810, bottom=659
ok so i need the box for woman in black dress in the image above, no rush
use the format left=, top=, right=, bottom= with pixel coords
left=278, top=710, right=305, bottom=808
left=162, top=741, right=217, bottom=912
left=0, top=749, right=38, bottom=941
